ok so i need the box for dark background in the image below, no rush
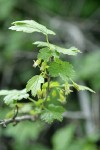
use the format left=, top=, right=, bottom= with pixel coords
left=0, top=0, right=100, bottom=150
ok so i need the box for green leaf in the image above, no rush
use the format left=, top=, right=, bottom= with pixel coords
left=52, top=124, right=76, bottom=150
left=0, top=90, right=12, bottom=95
left=72, top=82, right=95, bottom=93
left=48, top=59, right=75, bottom=81
left=40, top=104, right=65, bottom=123
left=5, top=121, right=44, bottom=143
left=0, top=89, right=29, bottom=105
left=26, top=75, right=44, bottom=96
left=34, top=41, right=80, bottom=56
left=9, top=20, right=56, bottom=35
left=38, top=47, right=52, bottom=61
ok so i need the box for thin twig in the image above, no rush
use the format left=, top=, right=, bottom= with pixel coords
left=12, top=105, right=18, bottom=120
left=0, top=115, right=36, bottom=127
left=47, top=74, right=50, bottom=92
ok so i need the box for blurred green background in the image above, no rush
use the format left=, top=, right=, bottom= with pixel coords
left=0, top=0, right=100, bottom=149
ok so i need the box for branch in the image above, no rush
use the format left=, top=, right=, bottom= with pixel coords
left=0, top=115, right=36, bottom=128
left=0, top=110, right=93, bottom=128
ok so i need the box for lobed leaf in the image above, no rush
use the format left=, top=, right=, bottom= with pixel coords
left=0, top=89, right=29, bottom=105
left=26, top=75, right=44, bottom=96
left=40, top=104, right=65, bottom=123
left=48, top=59, right=75, bottom=81
left=9, top=20, right=56, bottom=35
left=38, top=47, right=52, bottom=61
left=34, top=41, right=80, bottom=56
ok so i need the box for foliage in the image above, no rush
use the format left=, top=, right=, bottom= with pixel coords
left=52, top=124, right=99, bottom=150
left=0, top=122, right=99, bottom=150
left=40, top=104, right=65, bottom=123
left=26, top=75, right=44, bottom=96
left=5, top=121, right=44, bottom=143
left=9, top=20, right=56, bottom=35
left=0, top=1, right=99, bottom=150
left=3, top=121, right=47, bottom=150
left=48, top=59, right=75, bottom=81
left=0, top=89, right=29, bottom=105
left=52, top=124, right=76, bottom=150
left=34, top=41, right=80, bottom=55
left=0, top=20, right=94, bottom=125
